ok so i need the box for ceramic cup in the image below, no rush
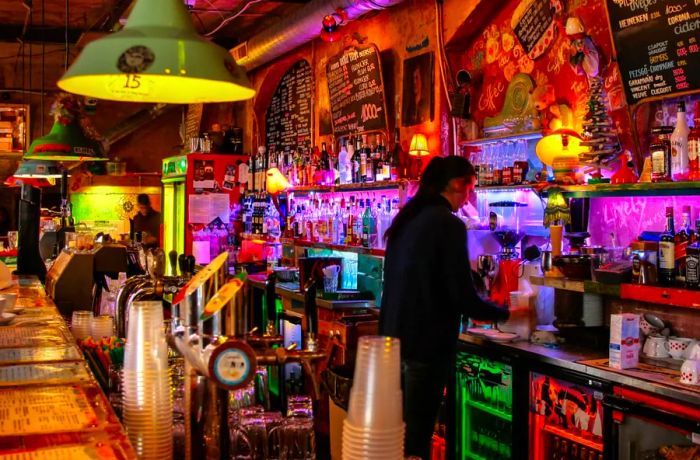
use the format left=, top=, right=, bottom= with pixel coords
left=680, top=359, right=700, bottom=385
left=643, top=334, right=669, bottom=358
left=686, top=342, right=700, bottom=360
left=639, top=317, right=660, bottom=336
left=668, top=337, right=693, bottom=360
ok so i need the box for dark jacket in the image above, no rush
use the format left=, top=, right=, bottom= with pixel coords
left=379, top=196, right=509, bottom=362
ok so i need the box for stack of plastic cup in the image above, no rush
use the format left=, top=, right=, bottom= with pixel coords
left=122, top=301, right=172, bottom=460
left=91, top=315, right=114, bottom=338
left=71, top=311, right=93, bottom=340
left=342, top=336, right=404, bottom=460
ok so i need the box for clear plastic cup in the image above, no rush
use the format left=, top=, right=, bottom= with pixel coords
left=346, top=389, right=403, bottom=429
left=71, top=311, right=93, bottom=340
left=91, top=315, right=114, bottom=338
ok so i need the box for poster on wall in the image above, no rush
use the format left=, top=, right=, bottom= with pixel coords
left=401, top=52, right=434, bottom=127
left=193, top=160, right=216, bottom=190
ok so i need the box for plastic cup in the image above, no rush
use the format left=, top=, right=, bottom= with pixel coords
left=91, top=315, right=114, bottom=338
left=346, top=390, right=403, bottom=429
left=71, top=311, right=93, bottom=340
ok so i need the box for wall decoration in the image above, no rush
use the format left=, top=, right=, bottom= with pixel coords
left=511, top=0, right=563, bottom=60
left=401, top=52, right=434, bottom=127
left=483, top=73, right=539, bottom=133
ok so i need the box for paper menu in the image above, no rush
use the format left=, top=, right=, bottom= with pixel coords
left=0, top=347, right=82, bottom=365
left=0, top=386, right=98, bottom=435
left=0, top=328, right=67, bottom=349
left=0, top=363, right=90, bottom=386
left=0, top=445, right=115, bottom=460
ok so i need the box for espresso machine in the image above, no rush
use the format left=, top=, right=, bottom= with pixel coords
left=488, top=201, right=527, bottom=307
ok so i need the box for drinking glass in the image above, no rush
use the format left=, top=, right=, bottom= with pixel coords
left=7, top=231, right=18, bottom=250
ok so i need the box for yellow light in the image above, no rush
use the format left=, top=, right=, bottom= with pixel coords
left=266, top=168, right=291, bottom=195
left=408, top=133, right=429, bottom=157
left=57, top=0, right=255, bottom=104
left=535, top=129, right=587, bottom=166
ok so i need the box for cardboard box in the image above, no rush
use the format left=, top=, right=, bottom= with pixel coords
left=609, top=313, right=640, bottom=369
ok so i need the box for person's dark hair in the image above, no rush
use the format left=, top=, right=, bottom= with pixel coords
left=137, top=194, right=151, bottom=207
left=383, top=156, right=475, bottom=243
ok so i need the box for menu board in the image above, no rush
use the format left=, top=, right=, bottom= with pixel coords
left=0, top=346, right=82, bottom=365
left=326, top=45, right=388, bottom=136
left=0, top=445, right=117, bottom=460
left=511, top=0, right=561, bottom=59
left=0, top=363, right=90, bottom=386
left=265, top=60, right=313, bottom=155
left=0, top=327, right=68, bottom=348
left=606, top=0, right=700, bottom=104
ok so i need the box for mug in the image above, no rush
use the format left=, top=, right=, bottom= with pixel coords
left=680, top=359, right=700, bottom=385
left=639, top=317, right=660, bottom=336
left=643, top=335, right=669, bottom=358
left=668, top=337, right=693, bottom=360
left=686, top=342, right=700, bottom=360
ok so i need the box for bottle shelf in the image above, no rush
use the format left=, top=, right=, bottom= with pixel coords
left=530, top=275, right=700, bottom=309
left=542, top=424, right=603, bottom=453
left=287, top=239, right=385, bottom=257
left=560, top=181, right=700, bottom=198
left=464, top=398, right=512, bottom=422
left=459, top=130, right=544, bottom=146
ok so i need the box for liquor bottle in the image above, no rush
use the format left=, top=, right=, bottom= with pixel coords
left=676, top=205, right=692, bottom=283
left=686, top=219, right=700, bottom=289
left=650, top=127, right=674, bottom=182
left=659, top=206, right=676, bottom=286
left=320, top=142, right=331, bottom=185
left=362, top=199, right=377, bottom=248
left=362, top=135, right=374, bottom=182
left=688, top=104, right=700, bottom=181
left=671, top=101, right=689, bottom=181
left=380, top=137, right=391, bottom=180
left=374, top=136, right=385, bottom=182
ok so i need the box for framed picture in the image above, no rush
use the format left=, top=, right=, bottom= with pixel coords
left=401, top=52, right=434, bottom=127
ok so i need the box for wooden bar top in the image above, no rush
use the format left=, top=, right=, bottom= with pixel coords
left=0, top=276, right=136, bottom=459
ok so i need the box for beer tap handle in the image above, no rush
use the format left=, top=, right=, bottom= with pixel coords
left=178, top=254, right=188, bottom=277
left=169, top=250, right=178, bottom=276
left=186, top=255, right=196, bottom=275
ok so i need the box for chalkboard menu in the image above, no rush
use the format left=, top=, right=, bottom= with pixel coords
left=265, top=60, right=313, bottom=155
left=326, top=45, right=388, bottom=137
left=511, top=0, right=561, bottom=59
left=606, top=0, right=700, bottom=105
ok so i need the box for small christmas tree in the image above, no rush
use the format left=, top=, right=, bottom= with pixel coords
left=577, top=77, right=622, bottom=179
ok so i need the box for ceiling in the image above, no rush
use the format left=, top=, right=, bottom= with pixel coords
left=0, top=0, right=309, bottom=81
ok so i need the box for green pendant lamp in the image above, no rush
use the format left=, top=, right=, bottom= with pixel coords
left=57, top=0, right=256, bottom=103
left=23, top=118, right=106, bottom=162
left=14, top=160, right=66, bottom=178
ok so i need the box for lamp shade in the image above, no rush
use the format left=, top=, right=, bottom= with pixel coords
left=535, top=129, right=586, bottom=166
left=408, top=133, right=429, bottom=157
left=543, top=188, right=571, bottom=227
left=24, top=118, right=106, bottom=162
left=57, top=0, right=255, bottom=103
left=266, top=168, right=291, bottom=195
left=13, top=160, right=66, bottom=179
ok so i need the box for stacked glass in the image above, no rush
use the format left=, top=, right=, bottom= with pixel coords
left=91, top=315, right=114, bottom=338
left=122, top=301, right=172, bottom=459
left=70, top=311, right=93, bottom=340
left=342, top=336, right=404, bottom=460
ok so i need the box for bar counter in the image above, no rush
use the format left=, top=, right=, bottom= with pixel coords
left=459, top=333, right=700, bottom=405
left=0, top=276, right=136, bottom=459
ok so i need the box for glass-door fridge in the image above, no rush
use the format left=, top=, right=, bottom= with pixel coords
left=450, top=344, right=520, bottom=460
left=604, top=386, right=700, bottom=460
left=529, top=369, right=611, bottom=460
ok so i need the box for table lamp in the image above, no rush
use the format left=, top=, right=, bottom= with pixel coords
left=408, top=133, right=429, bottom=179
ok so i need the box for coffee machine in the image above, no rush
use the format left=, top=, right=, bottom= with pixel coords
left=488, top=201, right=527, bottom=307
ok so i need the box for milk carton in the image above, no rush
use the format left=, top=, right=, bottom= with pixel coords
left=609, top=314, right=640, bottom=369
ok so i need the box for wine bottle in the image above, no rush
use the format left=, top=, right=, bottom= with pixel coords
left=659, top=206, right=676, bottom=286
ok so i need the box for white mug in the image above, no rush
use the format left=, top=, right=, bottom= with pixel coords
left=668, top=337, right=693, bottom=360
left=680, top=359, right=700, bottom=385
left=643, top=335, right=669, bottom=358
left=686, top=342, right=700, bottom=360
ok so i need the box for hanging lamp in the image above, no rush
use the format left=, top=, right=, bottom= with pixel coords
left=57, top=0, right=256, bottom=103
left=14, top=160, right=67, bottom=179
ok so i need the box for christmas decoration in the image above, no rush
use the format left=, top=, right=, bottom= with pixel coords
left=578, top=76, right=622, bottom=177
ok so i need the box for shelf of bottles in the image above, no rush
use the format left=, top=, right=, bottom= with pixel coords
left=542, top=425, right=603, bottom=459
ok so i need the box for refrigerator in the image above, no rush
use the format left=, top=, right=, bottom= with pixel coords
left=604, top=386, right=700, bottom=460
left=449, top=343, right=526, bottom=460
left=161, top=153, right=248, bottom=270
left=529, top=369, right=611, bottom=460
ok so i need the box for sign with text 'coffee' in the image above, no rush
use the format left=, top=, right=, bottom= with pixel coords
left=265, top=59, right=313, bottom=155
left=606, top=0, right=700, bottom=105
left=326, top=45, right=388, bottom=137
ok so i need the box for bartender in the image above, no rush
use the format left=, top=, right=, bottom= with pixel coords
left=132, top=194, right=160, bottom=248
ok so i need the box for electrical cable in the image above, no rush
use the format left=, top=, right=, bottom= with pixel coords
left=204, top=0, right=265, bottom=37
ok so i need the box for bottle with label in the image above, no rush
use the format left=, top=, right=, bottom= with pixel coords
left=650, top=127, right=674, bottom=182
left=688, top=104, right=700, bottom=181
left=671, top=101, right=689, bottom=181
left=658, top=206, right=676, bottom=286
left=390, top=128, right=402, bottom=181
left=686, top=219, right=700, bottom=289
left=676, top=206, right=692, bottom=283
